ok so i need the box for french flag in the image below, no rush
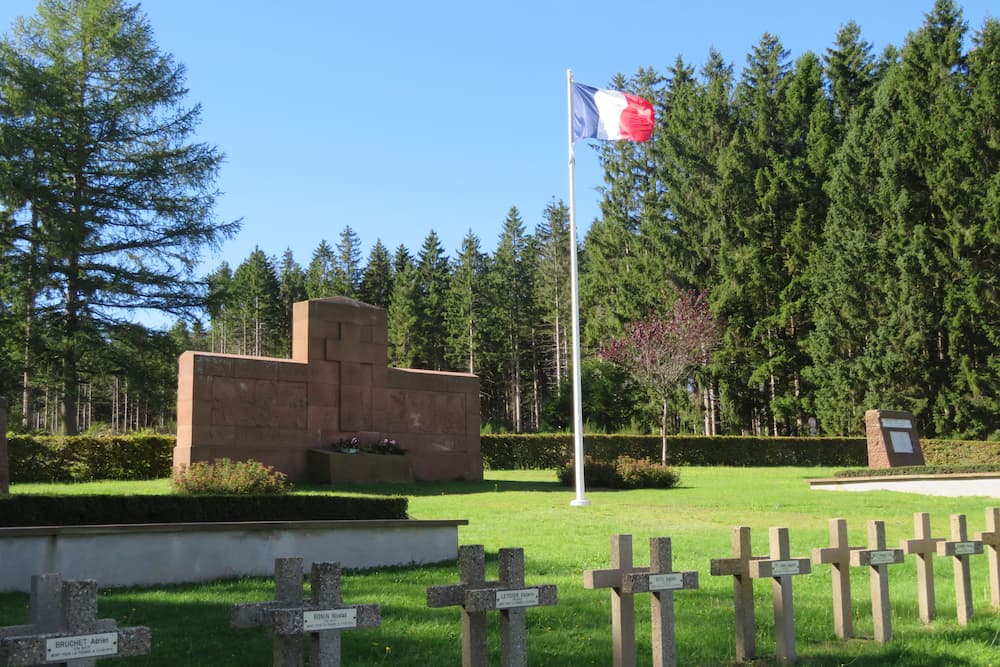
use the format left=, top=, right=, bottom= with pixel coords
left=571, top=82, right=655, bottom=142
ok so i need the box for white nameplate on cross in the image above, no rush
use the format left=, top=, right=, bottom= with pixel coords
left=881, top=418, right=913, bottom=429
left=46, top=632, right=119, bottom=661
left=869, top=550, right=897, bottom=565
left=771, top=560, right=801, bottom=576
left=648, top=573, right=685, bottom=590
left=496, top=588, right=539, bottom=609
left=954, top=542, right=977, bottom=556
left=303, top=608, right=358, bottom=631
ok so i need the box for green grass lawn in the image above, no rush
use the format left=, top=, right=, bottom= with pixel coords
left=4, top=467, right=1000, bottom=665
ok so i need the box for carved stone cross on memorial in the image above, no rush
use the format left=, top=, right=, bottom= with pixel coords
left=464, top=548, right=557, bottom=667
left=811, top=518, right=861, bottom=639
left=0, top=573, right=151, bottom=666
left=582, top=534, right=649, bottom=667
left=900, top=512, right=943, bottom=624
left=937, top=514, right=984, bottom=626
left=849, top=520, right=904, bottom=643
left=621, top=537, right=698, bottom=667
left=975, top=507, right=1000, bottom=609
left=426, top=545, right=499, bottom=667
left=748, top=527, right=811, bottom=664
left=709, top=526, right=763, bottom=662
left=232, top=558, right=381, bottom=667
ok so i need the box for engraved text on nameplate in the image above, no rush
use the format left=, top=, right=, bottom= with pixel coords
left=648, top=573, right=685, bottom=590
left=303, top=608, right=358, bottom=631
left=46, top=633, right=119, bottom=661
left=881, top=418, right=913, bottom=430
left=496, top=589, right=540, bottom=609
left=955, top=542, right=977, bottom=556
left=869, top=550, right=897, bottom=565
left=771, top=560, right=800, bottom=576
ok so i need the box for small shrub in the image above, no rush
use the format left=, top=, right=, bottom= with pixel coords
left=557, top=456, right=680, bottom=489
left=614, top=456, right=681, bottom=489
left=172, top=458, right=288, bottom=495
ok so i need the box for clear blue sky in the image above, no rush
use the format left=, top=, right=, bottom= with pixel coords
left=2, top=1, right=997, bottom=284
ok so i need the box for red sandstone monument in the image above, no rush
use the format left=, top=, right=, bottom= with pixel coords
left=174, top=297, right=482, bottom=481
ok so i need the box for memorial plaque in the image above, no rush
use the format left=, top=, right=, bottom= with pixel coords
left=869, top=550, right=899, bottom=566
left=496, top=589, right=540, bottom=609
left=865, top=408, right=925, bottom=468
left=46, top=632, right=118, bottom=661
left=889, top=430, right=914, bottom=453
left=303, top=608, right=357, bottom=631
left=771, top=560, right=801, bottom=576
left=648, top=573, right=685, bottom=591
left=954, top=542, right=977, bottom=556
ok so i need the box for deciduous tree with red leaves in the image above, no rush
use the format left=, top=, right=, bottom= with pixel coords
left=600, top=290, right=721, bottom=463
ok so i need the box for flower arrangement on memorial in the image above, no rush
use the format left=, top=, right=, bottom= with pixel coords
left=327, top=436, right=406, bottom=456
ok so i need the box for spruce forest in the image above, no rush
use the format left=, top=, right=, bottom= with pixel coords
left=1, top=0, right=998, bottom=440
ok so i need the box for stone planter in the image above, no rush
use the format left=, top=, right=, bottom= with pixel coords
left=306, top=449, right=413, bottom=484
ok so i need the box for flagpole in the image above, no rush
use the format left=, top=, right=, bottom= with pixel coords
left=567, top=69, right=590, bottom=507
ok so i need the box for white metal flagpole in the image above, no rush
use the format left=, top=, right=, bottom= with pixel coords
left=566, top=69, right=590, bottom=507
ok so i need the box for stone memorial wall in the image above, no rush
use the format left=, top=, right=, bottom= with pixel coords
left=174, top=297, right=482, bottom=481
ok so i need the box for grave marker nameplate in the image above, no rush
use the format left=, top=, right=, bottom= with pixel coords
left=812, top=518, right=861, bottom=639
left=900, top=512, right=943, bottom=624
left=583, top=534, right=649, bottom=667
left=975, top=507, right=1000, bottom=609
left=622, top=537, right=698, bottom=667
left=937, top=514, right=984, bottom=626
left=709, top=526, right=763, bottom=662
left=850, top=520, right=904, bottom=643
left=0, top=574, right=150, bottom=667
left=864, top=409, right=925, bottom=468
left=232, top=558, right=380, bottom=667
left=748, top=527, right=811, bottom=664
left=426, top=544, right=499, bottom=667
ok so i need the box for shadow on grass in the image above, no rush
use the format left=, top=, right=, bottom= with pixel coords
left=293, top=478, right=568, bottom=496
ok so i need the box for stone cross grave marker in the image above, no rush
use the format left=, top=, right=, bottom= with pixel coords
left=849, top=520, right=904, bottom=643
left=0, top=573, right=150, bottom=666
left=936, top=514, right=984, bottom=626
left=464, top=548, right=557, bottom=667
left=232, top=558, right=380, bottom=667
left=811, top=518, right=861, bottom=639
left=621, top=537, right=698, bottom=667
left=899, top=512, right=943, bottom=624
left=582, top=534, right=649, bottom=667
left=426, top=545, right=499, bottom=667
left=709, top=526, right=764, bottom=662
left=974, top=507, right=1000, bottom=609
left=748, top=527, right=811, bottom=664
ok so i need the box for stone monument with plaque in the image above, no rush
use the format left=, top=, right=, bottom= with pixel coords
left=864, top=409, right=925, bottom=468
left=0, top=573, right=150, bottom=666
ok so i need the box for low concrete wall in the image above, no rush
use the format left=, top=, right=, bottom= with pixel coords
left=810, top=473, right=1000, bottom=498
left=0, top=519, right=467, bottom=592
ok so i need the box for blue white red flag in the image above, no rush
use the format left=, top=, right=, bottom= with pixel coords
left=571, top=82, right=655, bottom=142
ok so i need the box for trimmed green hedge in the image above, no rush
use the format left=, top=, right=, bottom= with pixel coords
left=482, top=434, right=869, bottom=469
left=7, top=434, right=173, bottom=482
left=922, top=439, right=1000, bottom=466
left=0, top=494, right=408, bottom=527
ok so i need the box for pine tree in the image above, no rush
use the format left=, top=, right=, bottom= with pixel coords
left=0, top=0, right=237, bottom=433
left=277, top=249, right=306, bottom=356
left=386, top=245, right=417, bottom=367
left=305, top=240, right=337, bottom=298
left=445, top=230, right=487, bottom=373
left=412, top=230, right=450, bottom=370
left=334, top=225, right=362, bottom=298
left=231, top=248, right=282, bottom=356
left=358, top=239, right=392, bottom=308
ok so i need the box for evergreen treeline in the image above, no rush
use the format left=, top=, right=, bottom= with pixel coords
left=3, top=0, right=998, bottom=439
